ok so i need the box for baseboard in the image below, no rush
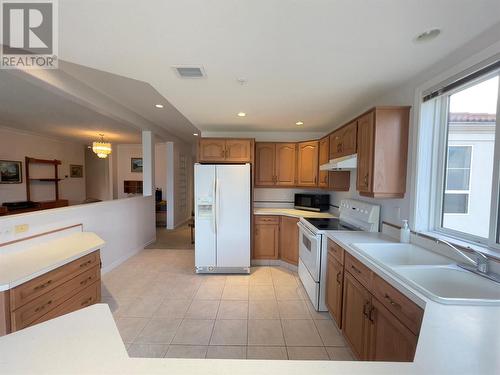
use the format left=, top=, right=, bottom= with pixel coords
left=251, top=259, right=298, bottom=272
left=174, top=217, right=192, bottom=229
left=101, top=238, right=155, bottom=274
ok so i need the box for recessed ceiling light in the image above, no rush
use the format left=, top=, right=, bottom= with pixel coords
left=193, top=133, right=199, bottom=136
left=237, top=112, right=246, bottom=117
left=414, top=28, right=441, bottom=43
left=296, top=121, right=304, bottom=126
left=154, top=104, right=164, bottom=109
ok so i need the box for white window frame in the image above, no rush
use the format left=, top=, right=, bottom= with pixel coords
left=412, top=63, right=500, bottom=252
left=443, top=145, right=473, bottom=216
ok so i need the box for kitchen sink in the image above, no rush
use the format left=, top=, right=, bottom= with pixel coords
left=352, top=243, right=453, bottom=266
left=396, top=266, right=500, bottom=305
left=351, top=242, right=500, bottom=305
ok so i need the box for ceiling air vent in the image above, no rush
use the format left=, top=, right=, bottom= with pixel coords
left=172, top=66, right=206, bottom=78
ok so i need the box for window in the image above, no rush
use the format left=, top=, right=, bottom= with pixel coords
left=443, top=145, right=472, bottom=214
left=432, top=71, right=499, bottom=243
left=416, top=59, right=500, bottom=251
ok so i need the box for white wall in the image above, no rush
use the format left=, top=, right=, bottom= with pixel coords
left=85, top=148, right=112, bottom=201
left=167, top=141, right=194, bottom=229
left=0, top=196, right=156, bottom=272
left=0, top=127, right=86, bottom=205
left=115, top=144, right=143, bottom=199
left=155, top=143, right=168, bottom=201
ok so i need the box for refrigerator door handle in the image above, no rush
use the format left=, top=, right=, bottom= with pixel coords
left=212, top=176, right=217, bottom=234
left=216, top=177, right=221, bottom=234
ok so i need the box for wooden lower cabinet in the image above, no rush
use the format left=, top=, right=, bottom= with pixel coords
left=253, top=216, right=280, bottom=260
left=325, top=255, right=343, bottom=327
left=368, top=298, right=418, bottom=362
left=0, top=250, right=101, bottom=335
left=279, top=216, right=299, bottom=265
left=252, top=215, right=299, bottom=265
left=327, top=240, right=421, bottom=362
left=341, top=269, right=419, bottom=362
left=342, top=271, right=372, bottom=360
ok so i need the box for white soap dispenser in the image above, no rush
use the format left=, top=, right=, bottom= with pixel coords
left=400, top=220, right=410, bottom=243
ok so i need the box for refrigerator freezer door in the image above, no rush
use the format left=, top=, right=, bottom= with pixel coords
left=194, top=164, right=217, bottom=269
left=215, top=164, right=251, bottom=269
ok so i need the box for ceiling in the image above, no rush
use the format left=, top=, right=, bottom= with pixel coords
left=0, top=70, right=142, bottom=145
left=0, top=61, right=200, bottom=145
left=56, top=0, right=500, bottom=133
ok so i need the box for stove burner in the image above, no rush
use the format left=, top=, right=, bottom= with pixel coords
left=305, top=218, right=360, bottom=231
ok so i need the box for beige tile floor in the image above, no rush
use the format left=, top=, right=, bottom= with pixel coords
left=102, top=248, right=355, bottom=361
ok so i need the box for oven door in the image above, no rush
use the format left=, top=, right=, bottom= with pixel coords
left=298, top=222, right=321, bottom=282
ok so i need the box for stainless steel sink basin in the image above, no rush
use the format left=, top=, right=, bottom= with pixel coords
left=352, top=243, right=453, bottom=266
left=396, top=266, right=500, bottom=305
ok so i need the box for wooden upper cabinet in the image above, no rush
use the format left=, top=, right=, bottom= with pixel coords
left=297, top=141, right=319, bottom=187
left=330, top=121, right=357, bottom=160
left=225, top=139, right=252, bottom=162
left=279, top=216, right=299, bottom=265
left=255, top=143, right=276, bottom=186
left=318, top=136, right=330, bottom=188
left=198, top=138, right=253, bottom=163
left=275, top=143, right=296, bottom=186
left=340, top=121, right=357, bottom=156
left=368, top=298, right=418, bottom=362
left=199, top=139, right=226, bottom=162
left=356, top=107, right=410, bottom=198
left=356, top=111, right=375, bottom=193
left=329, top=130, right=342, bottom=160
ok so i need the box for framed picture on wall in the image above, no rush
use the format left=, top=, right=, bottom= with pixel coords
left=131, top=158, right=143, bottom=173
left=70, top=164, right=83, bottom=178
left=0, top=160, right=22, bottom=184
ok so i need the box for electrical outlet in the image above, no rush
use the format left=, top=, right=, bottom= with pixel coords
left=14, top=224, right=29, bottom=234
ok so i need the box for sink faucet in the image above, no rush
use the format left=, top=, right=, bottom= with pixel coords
left=435, top=238, right=489, bottom=274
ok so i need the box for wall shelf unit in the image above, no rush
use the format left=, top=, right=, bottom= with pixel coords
left=25, top=157, right=62, bottom=201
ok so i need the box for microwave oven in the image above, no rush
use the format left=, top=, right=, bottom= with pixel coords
left=294, top=194, right=330, bottom=212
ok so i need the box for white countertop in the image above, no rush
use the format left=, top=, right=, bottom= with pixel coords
left=254, top=207, right=334, bottom=218
left=0, top=232, right=105, bottom=291
left=0, top=232, right=498, bottom=374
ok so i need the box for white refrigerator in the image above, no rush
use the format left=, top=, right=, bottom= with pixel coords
left=194, top=163, right=250, bottom=274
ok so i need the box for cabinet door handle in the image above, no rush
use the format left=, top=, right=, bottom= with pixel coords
left=384, top=293, right=402, bottom=310
left=34, top=300, right=53, bottom=313
left=336, top=271, right=342, bottom=284
left=350, top=264, right=362, bottom=275
left=364, top=173, right=369, bottom=186
left=33, top=279, right=52, bottom=291
left=362, top=301, right=371, bottom=318
left=80, top=297, right=93, bottom=307
left=79, top=260, right=92, bottom=268
left=80, top=276, right=93, bottom=286
left=369, top=305, right=376, bottom=323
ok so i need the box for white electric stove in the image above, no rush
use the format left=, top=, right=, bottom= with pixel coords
left=298, top=199, right=380, bottom=311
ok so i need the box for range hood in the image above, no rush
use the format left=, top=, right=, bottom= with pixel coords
left=320, top=154, right=357, bottom=170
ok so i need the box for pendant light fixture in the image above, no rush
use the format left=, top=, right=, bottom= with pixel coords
left=92, top=134, right=112, bottom=159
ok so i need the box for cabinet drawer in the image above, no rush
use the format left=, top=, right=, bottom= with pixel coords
left=255, top=216, right=280, bottom=225
left=10, top=266, right=100, bottom=331
left=345, top=253, right=372, bottom=290
left=372, top=274, right=423, bottom=335
left=10, top=250, right=100, bottom=311
left=33, top=280, right=101, bottom=327
left=327, top=239, right=345, bottom=265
